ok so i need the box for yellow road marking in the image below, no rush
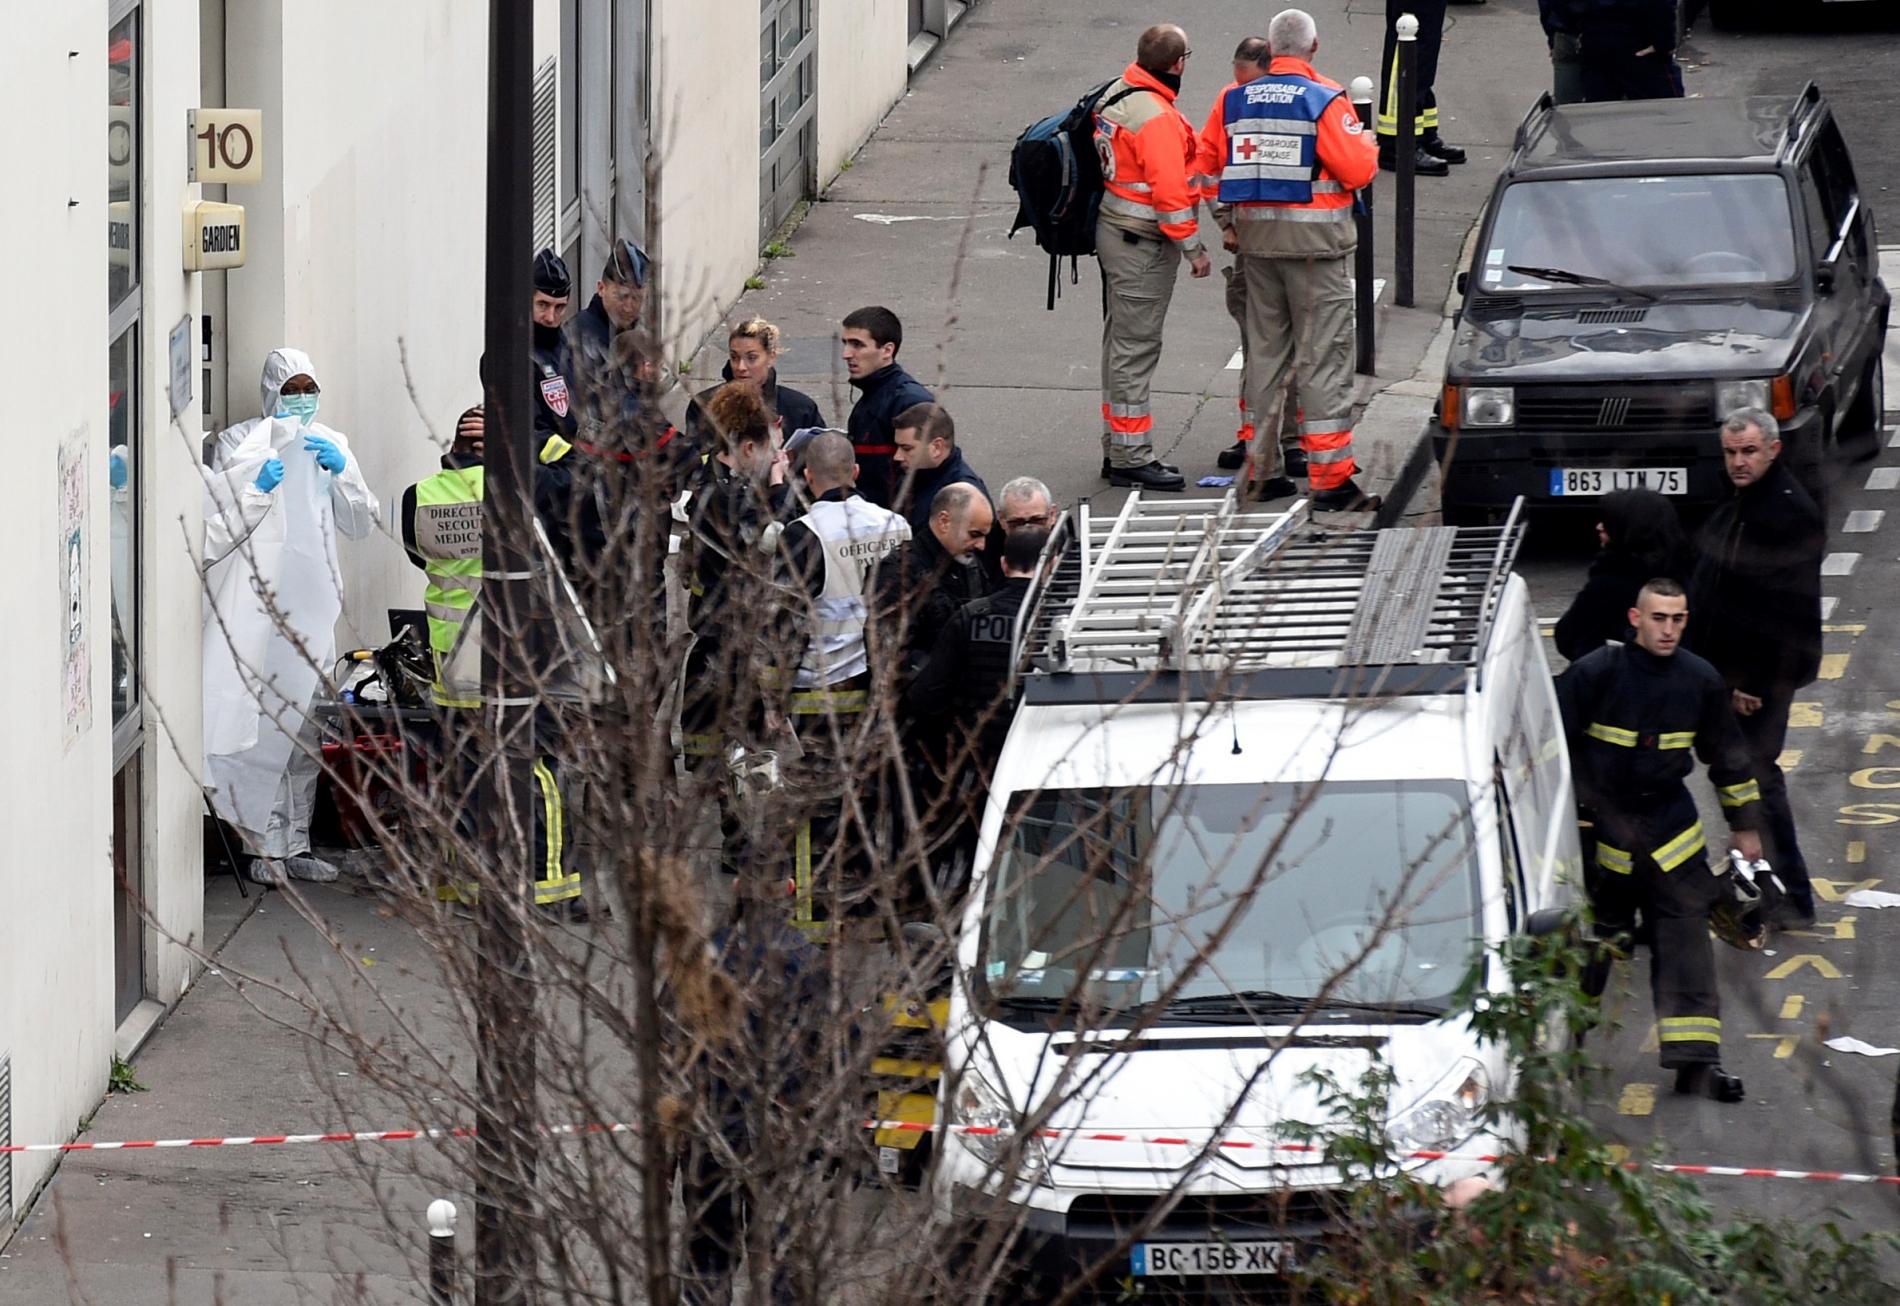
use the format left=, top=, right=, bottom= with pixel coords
left=1765, top=954, right=1844, bottom=980
left=1847, top=840, right=1867, bottom=864
left=1818, top=652, right=1851, bottom=680
left=1789, top=702, right=1824, bottom=728
left=1814, top=877, right=1882, bottom=901
left=1864, top=734, right=1900, bottom=755
left=1823, top=623, right=1867, bottom=635
left=1780, top=994, right=1805, bottom=1019
left=1618, top=1083, right=1657, bottom=1116
left=1747, top=1033, right=1801, bottom=1059
left=1779, top=749, right=1804, bottom=771
left=1849, top=767, right=1900, bottom=789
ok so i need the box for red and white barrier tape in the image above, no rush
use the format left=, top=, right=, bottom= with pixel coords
left=4, top=1120, right=1895, bottom=1186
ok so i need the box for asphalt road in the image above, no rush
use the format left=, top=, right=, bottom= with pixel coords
left=1496, top=11, right=1900, bottom=1249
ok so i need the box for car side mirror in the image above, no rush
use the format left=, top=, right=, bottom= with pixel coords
left=1524, top=908, right=1569, bottom=938
left=1815, top=261, right=1836, bottom=294
left=1456, top=270, right=1469, bottom=296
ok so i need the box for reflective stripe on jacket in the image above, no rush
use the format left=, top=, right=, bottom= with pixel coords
left=1203, top=57, right=1377, bottom=228
left=790, top=495, right=911, bottom=689
left=408, top=466, right=486, bottom=708
left=1094, top=63, right=1204, bottom=251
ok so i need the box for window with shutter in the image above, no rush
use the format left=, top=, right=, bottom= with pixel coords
left=533, top=57, right=559, bottom=254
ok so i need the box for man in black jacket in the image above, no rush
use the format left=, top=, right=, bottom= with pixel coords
left=841, top=306, right=933, bottom=510
left=1558, top=578, right=1763, bottom=1102
left=886, top=483, right=997, bottom=670
left=1689, top=408, right=1825, bottom=926
left=891, top=403, right=990, bottom=537
left=530, top=249, right=579, bottom=439
left=1541, top=0, right=1680, bottom=103
left=565, top=238, right=650, bottom=443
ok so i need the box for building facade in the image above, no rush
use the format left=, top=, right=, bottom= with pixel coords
left=0, top=0, right=951, bottom=1240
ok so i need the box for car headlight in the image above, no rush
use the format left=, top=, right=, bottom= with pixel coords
left=950, top=1070, right=1048, bottom=1182
left=1714, top=378, right=1771, bottom=417
left=1462, top=386, right=1515, bottom=428
left=1387, top=1059, right=1489, bottom=1157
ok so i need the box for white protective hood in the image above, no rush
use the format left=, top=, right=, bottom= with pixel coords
left=202, top=348, right=379, bottom=850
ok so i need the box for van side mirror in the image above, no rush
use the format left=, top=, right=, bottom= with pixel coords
left=1456, top=270, right=1469, bottom=296
left=1815, top=261, right=1837, bottom=294
left=1524, top=908, right=1569, bottom=938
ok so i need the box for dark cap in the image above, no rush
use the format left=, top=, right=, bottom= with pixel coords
left=533, top=248, right=572, bottom=297
left=603, top=238, right=651, bottom=288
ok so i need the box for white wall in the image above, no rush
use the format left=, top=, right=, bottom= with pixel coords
left=226, top=0, right=491, bottom=652
left=816, top=0, right=908, bottom=187
left=0, top=0, right=117, bottom=1210
left=649, top=0, right=761, bottom=365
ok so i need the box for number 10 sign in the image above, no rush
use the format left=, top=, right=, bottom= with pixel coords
left=188, top=108, right=263, bottom=185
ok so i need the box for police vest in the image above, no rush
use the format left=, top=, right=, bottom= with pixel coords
left=1217, top=74, right=1342, bottom=206
left=409, top=466, right=486, bottom=708
left=792, top=496, right=911, bottom=689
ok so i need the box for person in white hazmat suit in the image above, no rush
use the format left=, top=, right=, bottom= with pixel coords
left=202, top=348, right=378, bottom=885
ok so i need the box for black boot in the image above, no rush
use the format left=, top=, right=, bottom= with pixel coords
left=1421, top=133, right=1467, bottom=165
left=1216, top=441, right=1249, bottom=470
left=1378, top=140, right=1450, bottom=177
left=1309, top=477, right=1383, bottom=512
left=1108, top=462, right=1187, bottom=491
left=1245, top=476, right=1300, bottom=503
left=1102, top=457, right=1180, bottom=479
left=1675, top=1063, right=1745, bottom=1103
left=1282, top=445, right=1308, bottom=478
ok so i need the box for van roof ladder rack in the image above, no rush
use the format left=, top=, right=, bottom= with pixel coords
left=1013, top=492, right=1527, bottom=703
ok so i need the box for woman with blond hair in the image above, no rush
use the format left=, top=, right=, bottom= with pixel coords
left=684, top=316, right=825, bottom=454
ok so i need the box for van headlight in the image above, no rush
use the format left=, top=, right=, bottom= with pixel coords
left=1387, top=1059, right=1489, bottom=1157
left=951, top=1070, right=1048, bottom=1182
left=1462, top=387, right=1515, bottom=428
left=1714, top=378, right=1771, bottom=417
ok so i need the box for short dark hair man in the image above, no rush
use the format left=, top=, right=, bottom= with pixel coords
left=1557, top=578, right=1763, bottom=1104
left=1688, top=407, right=1825, bottom=927
left=886, top=482, right=996, bottom=671
left=564, top=237, right=652, bottom=441
left=892, top=403, right=990, bottom=536
left=840, top=306, right=933, bottom=510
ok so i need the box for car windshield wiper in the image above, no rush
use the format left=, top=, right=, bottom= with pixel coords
left=1504, top=264, right=1657, bottom=302
left=1163, top=990, right=1448, bottom=1020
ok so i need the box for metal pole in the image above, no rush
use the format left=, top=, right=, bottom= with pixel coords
left=478, top=0, right=539, bottom=1302
left=1350, top=75, right=1377, bottom=377
left=429, top=1200, right=460, bottom=1306
left=1394, top=12, right=1419, bottom=309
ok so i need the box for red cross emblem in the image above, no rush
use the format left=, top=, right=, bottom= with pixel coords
left=1236, top=137, right=1259, bottom=161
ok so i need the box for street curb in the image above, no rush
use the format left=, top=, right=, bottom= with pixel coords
left=1369, top=216, right=1485, bottom=528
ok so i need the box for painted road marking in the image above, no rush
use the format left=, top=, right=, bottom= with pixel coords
left=1781, top=994, right=1805, bottom=1019
left=1814, top=877, right=1882, bottom=900
left=1864, top=734, right=1900, bottom=753
left=1867, top=466, right=1900, bottom=491
left=1824, top=623, right=1867, bottom=635
left=1617, top=1083, right=1656, bottom=1116
left=1765, top=954, right=1844, bottom=980
left=1890, top=426, right=1900, bottom=449
left=1748, top=1033, right=1801, bottom=1059
left=1844, top=510, right=1886, bottom=533
left=1822, top=553, right=1860, bottom=576
left=1226, top=347, right=1244, bottom=370
left=1779, top=749, right=1804, bottom=771
left=1848, top=840, right=1867, bottom=864
left=1821, top=596, right=1839, bottom=620
left=1791, top=915, right=1857, bottom=941
left=1790, top=702, right=1824, bottom=728
left=1819, top=652, right=1851, bottom=680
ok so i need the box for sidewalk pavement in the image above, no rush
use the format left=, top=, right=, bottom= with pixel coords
left=690, top=0, right=1560, bottom=519
left=0, top=875, right=460, bottom=1304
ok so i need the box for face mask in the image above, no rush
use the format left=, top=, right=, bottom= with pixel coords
left=533, top=321, right=562, bottom=351
left=1155, top=70, right=1182, bottom=93
left=276, top=393, right=320, bottom=424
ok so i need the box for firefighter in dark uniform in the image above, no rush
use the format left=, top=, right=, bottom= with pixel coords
left=1377, top=0, right=1466, bottom=176
left=531, top=249, right=578, bottom=439
left=1556, top=578, right=1763, bottom=1102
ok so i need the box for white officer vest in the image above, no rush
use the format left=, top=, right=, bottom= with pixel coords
left=793, top=495, right=912, bottom=688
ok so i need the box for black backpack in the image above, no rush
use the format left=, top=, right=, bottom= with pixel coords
left=1007, top=80, right=1144, bottom=310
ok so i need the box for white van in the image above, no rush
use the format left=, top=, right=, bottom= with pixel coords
left=927, top=492, right=1579, bottom=1293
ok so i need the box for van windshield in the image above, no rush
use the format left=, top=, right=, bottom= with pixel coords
left=1478, top=174, right=1797, bottom=292
left=980, top=782, right=1479, bottom=1024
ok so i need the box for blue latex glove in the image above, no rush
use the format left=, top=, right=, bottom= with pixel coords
left=109, top=450, right=128, bottom=489
left=253, top=457, right=285, bottom=493
left=304, top=434, right=346, bottom=474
